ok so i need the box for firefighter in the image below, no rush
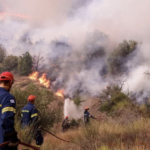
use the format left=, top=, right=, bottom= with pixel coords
left=21, top=95, right=43, bottom=149
left=0, top=72, right=20, bottom=150
left=84, top=107, right=96, bottom=124
left=62, top=116, right=70, bottom=132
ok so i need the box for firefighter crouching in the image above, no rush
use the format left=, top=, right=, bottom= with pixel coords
left=21, top=95, right=43, bottom=149
left=62, top=116, right=70, bottom=132
left=84, top=107, right=96, bottom=124
left=0, top=72, right=20, bottom=150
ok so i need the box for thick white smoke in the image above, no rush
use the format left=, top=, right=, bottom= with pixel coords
left=64, top=98, right=83, bottom=119
left=123, top=66, right=150, bottom=102
left=0, top=0, right=150, bottom=100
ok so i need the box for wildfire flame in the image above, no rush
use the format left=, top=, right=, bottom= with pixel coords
left=29, top=72, right=50, bottom=88
left=39, top=73, right=50, bottom=88
left=55, top=89, right=64, bottom=98
left=29, top=72, right=64, bottom=97
left=29, top=71, right=39, bottom=80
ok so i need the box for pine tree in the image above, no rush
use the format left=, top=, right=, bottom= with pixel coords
left=18, top=52, right=33, bottom=76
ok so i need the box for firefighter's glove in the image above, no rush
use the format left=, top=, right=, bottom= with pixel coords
left=5, top=131, right=20, bottom=147
left=91, top=116, right=96, bottom=119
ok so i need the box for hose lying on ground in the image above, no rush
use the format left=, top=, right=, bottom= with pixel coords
left=0, top=141, right=40, bottom=150
left=40, top=128, right=74, bottom=143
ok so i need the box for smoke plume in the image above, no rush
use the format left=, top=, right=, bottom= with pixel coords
left=0, top=0, right=150, bottom=101
left=64, top=98, right=83, bottom=119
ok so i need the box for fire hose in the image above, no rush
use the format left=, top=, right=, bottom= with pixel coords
left=0, top=141, right=40, bottom=150
left=40, top=128, right=73, bottom=143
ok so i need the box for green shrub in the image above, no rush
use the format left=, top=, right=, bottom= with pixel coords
left=73, top=92, right=85, bottom=106
left=0, top=45, right=7, bottom=63
left=107, top=40, right=137, bottom=75
left=70, top=119, right=82, bottom=128
left=18, top=52, right=33, bottom=76
left=3, top=55, right=18, bottom=72
left=99, top=85, right=130, bottom=114
left=11, top=83, right=62, bottom=130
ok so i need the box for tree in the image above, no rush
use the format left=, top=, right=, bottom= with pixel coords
left=18, top=52, right=33, bottom=76
left=73, top=92, right=85, bottom=106
left=107, top=40, right=137, bottom=75
left=3, top=55, right=18, bottom=71
left=0, top=45, right=7, bottom=63
left=32, top=53, right=44, bottom=71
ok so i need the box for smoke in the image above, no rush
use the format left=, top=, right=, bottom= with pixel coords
left=0, top=0, right=150, bottom=100
left=123, top=66, right=150, bottom=102
left=0, top=0, right=90, bottom=25
left=64, top=98, right=83, bottom=119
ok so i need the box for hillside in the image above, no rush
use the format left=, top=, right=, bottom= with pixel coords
left=9, top=75, right=150, bottom=150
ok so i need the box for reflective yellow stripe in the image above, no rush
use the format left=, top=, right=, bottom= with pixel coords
left=21, top=114, right=23, bottom=117
left=22, top=110, right=29, bottom=113
left=2, top=107, right=16, bottom=114
left=31, top=113, right=38, bottom=118
left=35, top=144, right=41, bottom=148
left=0, top=104, right=2, bottom=107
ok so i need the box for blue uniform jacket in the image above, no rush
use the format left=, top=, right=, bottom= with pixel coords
left=84, top=110, right=91, bottom=123
left=0, top=87, right=16, bottom=144
left=21, top=102, right=39, bottom=128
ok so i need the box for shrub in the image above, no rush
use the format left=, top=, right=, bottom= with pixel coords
left=11, top=83, right=62, bottom=131
left=73, top=92, right=85, bottom=107
left=107, top=40, right=137, bottom=75
left=3, top=55, right=18, bottom=72
left=0, top=45, right=7, bottom=63
left=99, top=85, right=130, bottom=114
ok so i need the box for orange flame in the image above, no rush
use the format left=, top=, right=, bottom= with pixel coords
left=39, top=73, right=50, bottom=88
left=29, top=72, right=50, bottom=88
left=55, top=89, right=64, bottom=97
left=29, top=72, right=39, bottom=80
left=29, top=72, right=64, bottom=97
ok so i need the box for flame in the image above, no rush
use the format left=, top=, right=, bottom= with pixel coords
left=55, top=89, right=64, bottom=97
left=39, top=73, right=50, bottom=88
left=29, top=72, right=64, bottom=97
left=29, top=72, right=39, bottom=80
left=0, top=12, right=30, bottom=19
left=29, top=72, right=50, bottom=88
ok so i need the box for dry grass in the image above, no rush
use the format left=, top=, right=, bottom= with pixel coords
left=13, top=76, right=150, bottom=150
left=40, top=117, right=150, bottom=150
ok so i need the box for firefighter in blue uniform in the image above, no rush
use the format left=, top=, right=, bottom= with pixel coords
left=0, top=72, right=20, bottom=150
left=21, top=95, right=43, bottom=149
left=84, top=106, right=96, bottom=124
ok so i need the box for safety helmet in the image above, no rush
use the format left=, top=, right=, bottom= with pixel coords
left=28, top=95, right=36, bottom=102
left=65, top=116, right=68, bottom=119
left=0, top=72, right=15, bottom=82
left=85, top=106, right=89, bottom=110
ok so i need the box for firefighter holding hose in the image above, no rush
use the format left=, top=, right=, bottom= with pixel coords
left=0, top=72, right=20, bottom=150
left=21, top=95, right=43, bottom=149
left=62, top=116, right=70, bottom=132
left=84, top=106, right=96, bottom=124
